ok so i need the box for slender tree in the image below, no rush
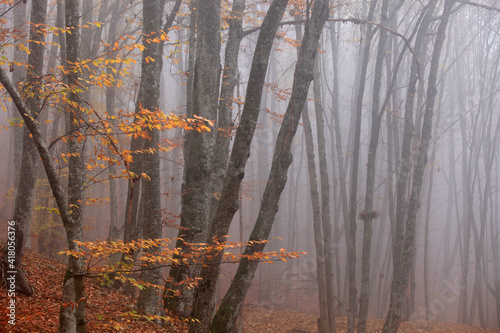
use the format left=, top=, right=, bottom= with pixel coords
left=2, top=0, right=47, bottom=297
left=383, top=1, right=456, bottom=332
left=210, top=1, right=330, bottom=330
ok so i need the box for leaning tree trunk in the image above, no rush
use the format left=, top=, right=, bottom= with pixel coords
left=2, top=0, right=47, bottom=297
left=0, top=67, right=86, bottom=333
left=188, top=1, right=288, bottom=331
left=209, top=1, right=330, bottom=331
left=382, top=1, right=455, bottom=332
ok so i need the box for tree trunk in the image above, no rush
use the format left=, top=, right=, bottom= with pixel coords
left=302, top=90, right=330, bottom=333
left=10, top=0, right=27, bottom=190
left=382, top=1, right=455, bottom=332
left=164, top=0, right=221, bottom=318
left=188, top=1, right=288, bottom=330
left=313, top=55, right=336, bottom=332
left=357, top=1, right=389, bottom=331
left=136, top=0, right=167, bottom=316
left=59, top=1, right=87, bottom=331
left=210, top=1, right=330, bottom=331
left=2, top=0, right=47, bottom=297
left=345, top=2, right=379, bottom=331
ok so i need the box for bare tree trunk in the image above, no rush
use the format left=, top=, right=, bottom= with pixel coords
left=136, top=0, right=168, bottom=316
left=346, top=2, right=378, bottom=331
left=165, top=0, right=221, bottom=318
left=210, top=1, right=330, bottom=331
left=302, top=92, right=330, bottom=333
left=357, top=1, right=389, bottom=331
left=383, top=1, right=455, bottom=332
left=2, top=0, right=47, bottom=297
left=313, top=55, right=336, bottom=332
left=10, top=0, right=27, bottom=189
left=105, top=1, right=124, bottom=246
left=60, top=1, right=87, bottom=331
left=188, top=2, right=288, bottom=330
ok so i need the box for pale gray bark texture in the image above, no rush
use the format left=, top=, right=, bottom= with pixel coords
left=313, top=58, right=336, bottom=333
left=302, top=101, right=330, bottom=333
left=345, top=2, right=378, bottom=331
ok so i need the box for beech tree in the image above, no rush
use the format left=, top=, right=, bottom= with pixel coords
left=1, top=0, right=46, bottom=297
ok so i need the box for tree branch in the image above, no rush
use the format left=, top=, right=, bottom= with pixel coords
left=0, top=67, right=75, bottom=232
left=456, top=0, right=500, bottom=13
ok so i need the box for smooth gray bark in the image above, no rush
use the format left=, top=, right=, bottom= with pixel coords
left=346, top=2, right=378, bottom=331
left=60, top=1, right=87, bottom=331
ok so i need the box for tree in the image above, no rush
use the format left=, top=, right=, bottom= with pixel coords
left=1, top=0, right=47, bottom=297
left=210, top=0, right=330, bottom=331
left=188, top=1, right=289, bottom=330
left=383, top=1, right=456, bottom=332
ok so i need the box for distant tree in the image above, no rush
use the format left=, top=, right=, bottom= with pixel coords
left=210, top=0, right=330, bottom=331
left=383, top=1, right=456, bottom=332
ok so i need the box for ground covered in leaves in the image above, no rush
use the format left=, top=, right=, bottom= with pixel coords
left=242, top=307, right=499, bottom=332
left=0, top=249, right=497, bottom=332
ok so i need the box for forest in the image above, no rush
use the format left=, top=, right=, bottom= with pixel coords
left=0, top=0, right=499, bottom=332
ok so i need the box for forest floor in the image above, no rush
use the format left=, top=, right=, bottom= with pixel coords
left=0, top=249, right=497, bottom=333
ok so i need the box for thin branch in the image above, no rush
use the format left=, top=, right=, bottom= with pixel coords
left=243, top=18, right=418, bottom=67
left=456, top=0, right=500, bottom=13
left=0, top=0, right=24, bottom=19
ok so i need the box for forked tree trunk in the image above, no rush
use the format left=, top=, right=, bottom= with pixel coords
left=188, top=2, right=288, bottom=330
left=382, top=1, right=455, bottom=332
left=210, top=1, right=330, bottom=331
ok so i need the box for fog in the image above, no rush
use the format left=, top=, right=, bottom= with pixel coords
left=0, top=0, right=499, bottom=332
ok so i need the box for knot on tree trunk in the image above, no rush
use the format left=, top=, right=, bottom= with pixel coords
left=358, top=210, right=379, bottom=221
